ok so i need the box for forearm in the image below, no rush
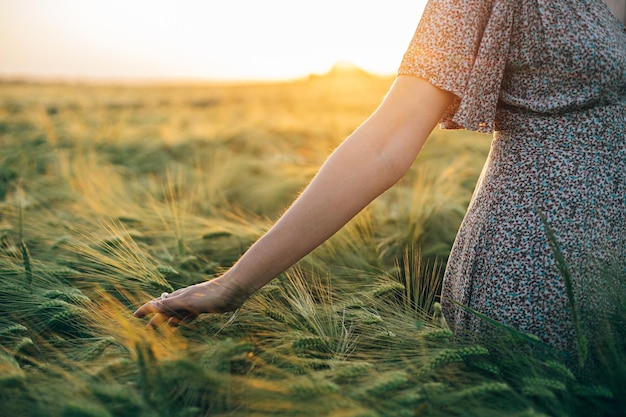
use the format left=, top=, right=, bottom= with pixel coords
left=225, top=128, right=409, bottom=290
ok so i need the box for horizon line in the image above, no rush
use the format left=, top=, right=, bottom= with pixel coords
left=0, top=64, right=397, bottom=86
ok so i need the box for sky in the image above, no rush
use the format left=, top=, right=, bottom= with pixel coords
left=0, top=0, right=427, bottom=82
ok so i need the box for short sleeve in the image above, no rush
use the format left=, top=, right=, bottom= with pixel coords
left=398, top=0, right=515, bottom=133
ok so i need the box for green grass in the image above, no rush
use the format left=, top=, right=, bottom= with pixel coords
left=0, top=77, right=624, bottom=416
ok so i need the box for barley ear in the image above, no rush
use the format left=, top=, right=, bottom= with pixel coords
left=20, top=241, right=32, bottom=286
left=16, top=186, right=32, bottom=287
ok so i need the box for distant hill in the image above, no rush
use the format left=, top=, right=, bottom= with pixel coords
left=308, top=62, right=383, bottom=81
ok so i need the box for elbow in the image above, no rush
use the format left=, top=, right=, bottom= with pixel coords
left=357, top=118, right=431, bottom=190
left=365, top=128, right=424, bottom=188
left=377, top=149, right=416, bottom=188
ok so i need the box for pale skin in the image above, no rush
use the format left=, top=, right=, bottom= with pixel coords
left=134, top=75, right=455, bottom=327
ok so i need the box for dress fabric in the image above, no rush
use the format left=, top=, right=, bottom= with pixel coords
left=398, top=0, right=626, bottom=352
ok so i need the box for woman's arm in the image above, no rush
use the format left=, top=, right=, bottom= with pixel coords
left=134, top=75, right=454, bottom=326
left=224, top=75, right=453, bottom=290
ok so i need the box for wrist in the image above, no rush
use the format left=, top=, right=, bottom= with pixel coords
left=202, top=275, right=256, bottom=312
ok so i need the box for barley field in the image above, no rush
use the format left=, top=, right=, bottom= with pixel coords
left=0, top=72, right=624, bottom=417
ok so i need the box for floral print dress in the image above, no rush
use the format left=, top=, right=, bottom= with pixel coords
left=398, top=0, right=626, bottom=352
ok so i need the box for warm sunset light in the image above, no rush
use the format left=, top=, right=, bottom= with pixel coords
left=0, top=0, right=428, bottom=82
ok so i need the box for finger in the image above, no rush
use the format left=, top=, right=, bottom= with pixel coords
left=134, top=291, right=198, bottom=320
left=134, top=293, right=180, bottom=318
left=167, top=316, right=181, bottom=327
left=147, top=312, right=170, bottom=328
left=168, top=315, right=193, bottom=326
left=134, top=300, right=161, bottom=318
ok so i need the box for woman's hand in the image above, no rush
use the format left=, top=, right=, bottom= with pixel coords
left=133, top=277, right=254, bottom=327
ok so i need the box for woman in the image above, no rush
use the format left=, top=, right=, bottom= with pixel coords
left=135, top=0, right=626, bottom=353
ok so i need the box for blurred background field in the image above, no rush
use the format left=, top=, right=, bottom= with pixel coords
left=0, top=73, right=624, bottom=417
